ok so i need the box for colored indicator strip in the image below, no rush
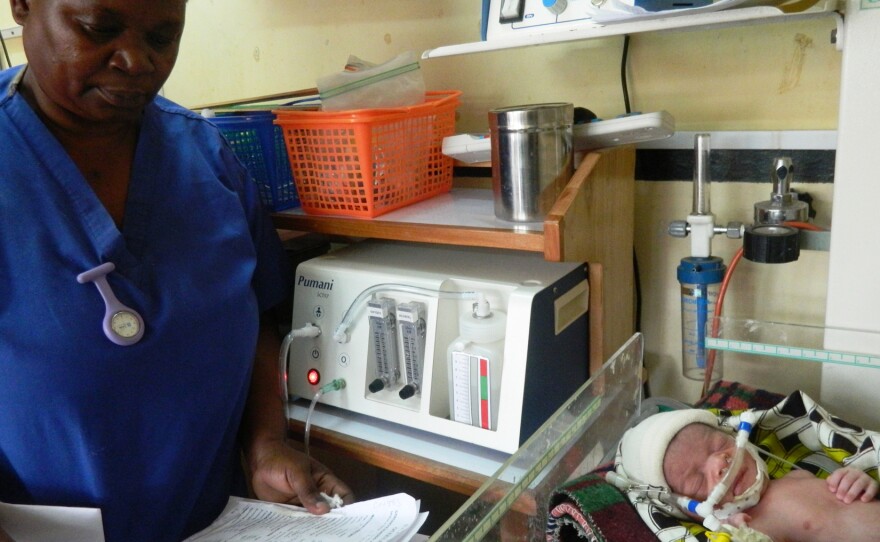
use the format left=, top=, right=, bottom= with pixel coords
left=705, top=338, right=880, bottom=369
left=479, top=357, right=490, bottom=430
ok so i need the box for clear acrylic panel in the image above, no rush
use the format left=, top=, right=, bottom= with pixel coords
left=705, top=316, right=880, bottom=370
left=429, top=333, right=644, bottom=541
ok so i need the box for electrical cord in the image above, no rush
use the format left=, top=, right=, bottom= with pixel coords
left=633, top=249, right=643, bottom=333
left=620, top=35, right=631, bottom=115
left=278, top=323, right=322, bottom=417
left=619, top=36, right=638, bottom=321
left=634, top=248, right=649, bottom=397
left=619, top=35, right=640, bottom=334
left=277, top=323, right=347, bottom=459
left=621, top=35, right=648, bottom=396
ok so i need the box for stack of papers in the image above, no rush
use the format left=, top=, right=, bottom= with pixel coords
left=0, top=502, right=104, bottom=542
left=185, top=493, right=428, bottom=542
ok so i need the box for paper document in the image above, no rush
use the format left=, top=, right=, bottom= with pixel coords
left=184, top=493, right=428, bottom=542
left=0, top=501, right=104, bottom=542
left=591, top=0, right=748, bottom=23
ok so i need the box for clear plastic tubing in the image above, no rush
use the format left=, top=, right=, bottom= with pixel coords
left=278, top=324, right=321, bottom=425
left=304, top=388, right=324, bottom=457
left=279, top=332, right=293, bottom=412
left=333, top=283, right=483, bottom=343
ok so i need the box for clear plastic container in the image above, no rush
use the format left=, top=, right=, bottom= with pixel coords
left=447, top=305, right=507, bottom=431
left=678, top=256, right=725, bottom=381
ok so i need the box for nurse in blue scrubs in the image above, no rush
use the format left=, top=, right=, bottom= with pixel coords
left=0, top=1, right=352, bottom=540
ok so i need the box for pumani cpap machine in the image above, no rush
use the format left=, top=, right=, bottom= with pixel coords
left=282, top=241, right=592, bottom=453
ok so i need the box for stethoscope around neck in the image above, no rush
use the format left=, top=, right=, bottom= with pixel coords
left=77, top=262, right=145, bottom=346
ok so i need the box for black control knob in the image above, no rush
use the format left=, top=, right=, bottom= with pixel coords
left=398, top=385, right=416, bottom=400
left=368, top=378, right=385, bottom=393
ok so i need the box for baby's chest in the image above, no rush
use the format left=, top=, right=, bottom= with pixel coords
left=748, top=478, right=837, bottom=541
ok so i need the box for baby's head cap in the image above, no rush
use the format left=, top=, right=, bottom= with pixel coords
left=618, top=409, right=719, bottom=489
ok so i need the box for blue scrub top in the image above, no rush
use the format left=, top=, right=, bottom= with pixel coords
left=0, top=66, right=291, bottom=541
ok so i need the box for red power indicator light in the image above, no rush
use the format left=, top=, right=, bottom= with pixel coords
left=307, top=368, right=321, bottom=386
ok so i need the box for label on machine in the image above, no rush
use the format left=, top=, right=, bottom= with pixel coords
left=450, top=351, right=493, bottom=430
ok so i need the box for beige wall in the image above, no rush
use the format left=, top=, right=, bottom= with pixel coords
left=0, top=8, right=23, bottom=66
left=164, top=1, right=841, bottom=404
left=4, top=1, right=842, bottom=403
left=164, top=2, right=841, bottom=131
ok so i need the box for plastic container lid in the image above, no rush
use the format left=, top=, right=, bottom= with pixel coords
left=489, top=103, right=574, bottom=131
left=458, top=310, right=507, bottom=343
left=676, top=256, right=726, bottom=284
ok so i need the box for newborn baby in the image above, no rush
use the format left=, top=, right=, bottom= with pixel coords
left=616, top=409, right=880, bottom=542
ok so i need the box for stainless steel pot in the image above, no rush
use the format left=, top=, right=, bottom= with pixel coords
left=489, top=103, right=574, bottom=222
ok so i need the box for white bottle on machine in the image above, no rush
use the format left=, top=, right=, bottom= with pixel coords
left=447, top=296, right=506, bottom=431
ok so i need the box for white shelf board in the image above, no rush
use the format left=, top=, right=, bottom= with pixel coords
left=281, top=188, right=546, bottom=232
left=422, top=3, right=841, bottom=59
left=1, top=25, right=22, bottom=40
left=288, top=400, right=515, bottom=480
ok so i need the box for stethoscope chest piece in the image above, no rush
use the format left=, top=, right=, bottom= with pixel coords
left=77, top=262, right=145, bottom=346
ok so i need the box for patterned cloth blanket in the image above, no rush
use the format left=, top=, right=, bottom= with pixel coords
left=546, top=474, right=657, bottom=542
left=693, top=380, right=788, bottom=412
left=546, top=383, right=880, bottom=542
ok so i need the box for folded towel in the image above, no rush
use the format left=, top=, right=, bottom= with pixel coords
left=546, top=473, right=657, bottom=542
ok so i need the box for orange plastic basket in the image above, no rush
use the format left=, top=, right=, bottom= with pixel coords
left=274, top=91, right=461, bottom=218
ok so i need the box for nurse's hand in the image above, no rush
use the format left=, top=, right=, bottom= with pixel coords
left=247, top=437, right=354, bottom=514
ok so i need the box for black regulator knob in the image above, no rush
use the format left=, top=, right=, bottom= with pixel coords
left=743, top=224, right=800, bottom=264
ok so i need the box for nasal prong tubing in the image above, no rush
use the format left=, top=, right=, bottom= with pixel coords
left=695, top=411, right=757, bottom=528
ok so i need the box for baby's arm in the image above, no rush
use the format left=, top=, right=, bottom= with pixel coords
left=826, top=466, right=879, bottom=503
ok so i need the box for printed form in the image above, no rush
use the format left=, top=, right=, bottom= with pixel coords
left=185, top=493, right=428, bottom=542
left=0, top=501, right=104, bottom=542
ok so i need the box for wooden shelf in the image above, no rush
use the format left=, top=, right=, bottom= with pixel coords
left=270, top=146, right=631, bottom=261
left=287, top=416, right=492, bottom=496
left=273, top=188, right=547, bottom=254
left=272, top=146, right=636, bottom=370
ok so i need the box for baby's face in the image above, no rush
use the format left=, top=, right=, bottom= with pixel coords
left=662, top=423, right=758, bottom=503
